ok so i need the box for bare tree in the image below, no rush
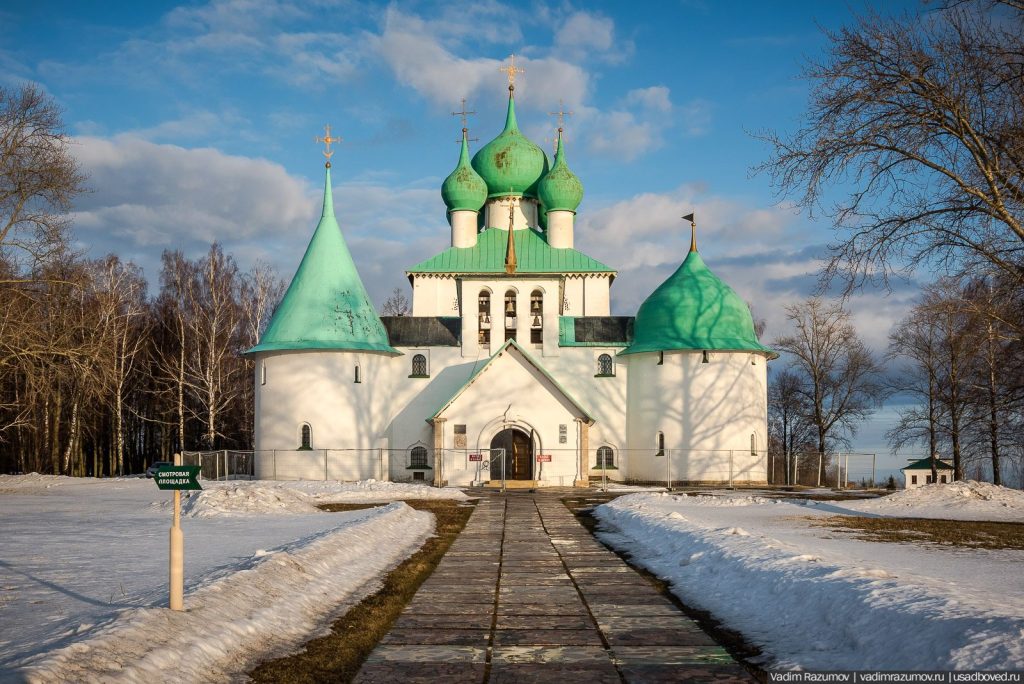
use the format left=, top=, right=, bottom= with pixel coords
left=774, top=298, right=886, bottom=483
left=381, top=287, right=410, bottom=316
left=888, top=297, right=945, bottom=483
left=759, top=2, right=1024, bottom=292
left=1, top=84, right=85, bottom=264
left=768, top=367, right=816, bottom=484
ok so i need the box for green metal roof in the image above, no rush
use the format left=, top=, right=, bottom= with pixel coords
left=621, top=249, right=775, bottom=357
left=902, top=457, right=955, bottom=471
left=471, top=93, right=548, bottom=199
left=246, top=167, right=399, bottom=356
left=407, top=227, right=614, bottom=275
left=537, top=133, right=583, bottom=213
left=441, top=133, right=487, bottom=212
left=427, top=338, right=595, bottom=424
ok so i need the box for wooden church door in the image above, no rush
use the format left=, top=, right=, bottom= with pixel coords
left=489, top=428, right=533, bottom=480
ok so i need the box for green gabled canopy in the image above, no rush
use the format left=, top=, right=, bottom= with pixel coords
left=407, top=227, right=614, bottom=276
left=246, top=167, right=399, bottom=355
left=621, top=249, right=775, bottom=357
left=471, top=92, right=547, bottom=199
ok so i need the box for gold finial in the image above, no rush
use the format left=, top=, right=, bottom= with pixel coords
left=451, top=98, right=479, bottom=143
left=682, top=213, right=697, bottom=252
left=315, top=124, right=342, bottom=168
left=499, top=53, right=524, bottom=91
left=505, top=192, right=518, bottom=274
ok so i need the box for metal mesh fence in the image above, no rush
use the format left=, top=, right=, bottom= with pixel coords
left=180, top=450, right=255, bottom=481
left=177, top=447, right=885, bottom=488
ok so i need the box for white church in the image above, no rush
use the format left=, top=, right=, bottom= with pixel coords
left=246, top=77, right=775, bottom=488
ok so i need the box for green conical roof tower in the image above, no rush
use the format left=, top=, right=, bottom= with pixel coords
left=246, top=166, right=399, bottom=355
left=621, top=229, right=775, bottom=357
left=537, top=130, right=583, bottom=213
left=471, top=88, right=547, bottom=199
left=441, top=130, right=487, bottom=212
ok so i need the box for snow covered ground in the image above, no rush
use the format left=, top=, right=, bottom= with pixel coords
left=594, top=481, right=1024, bottom=670
left=0, top=475, right=465, bottom=682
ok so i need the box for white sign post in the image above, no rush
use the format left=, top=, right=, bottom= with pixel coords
left=153, top=453, right=202, bottom=611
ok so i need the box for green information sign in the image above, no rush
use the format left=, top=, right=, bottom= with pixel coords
left=154, top=466, right=202, bottom=491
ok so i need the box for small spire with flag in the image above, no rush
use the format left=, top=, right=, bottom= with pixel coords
left=682, top=213, right=697, bottom=252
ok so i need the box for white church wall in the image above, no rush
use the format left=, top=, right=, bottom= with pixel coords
left=626, top=350, right=768, bottom=483
left=483, top=197, right=538, bottom=229
left=254, top=347, right=470, bottom=481
left=411, top=276, right=459, bottom=317
left=435, top=348, right=584, bottom=487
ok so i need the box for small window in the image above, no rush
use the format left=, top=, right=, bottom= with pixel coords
left=530, top=328, right=542, bottom=344
left=299, top=424, right=312, bottom=450
left=596, top=446, right=615, bottom=468
left=940, top=475, right=947, bottom=483
left=597, top=353, right=614, bottom=377
left=478, top=290, right=491, bottom=346
left=657, top=351, right=664, bottom=365
left=411, top=353, right=428, bottom=377
left=261, top=361, right=267, bottom=386
left=750, top=434, right=756, bottom=456
left=926, top=475, right=933, bottom=484
left=911, top=475, right=917, bottom=485
left=656, top=431, right=665, bottom=457
left=354, top=364, right=361, bottom=383
left=410, top=446, right=428, bottom=468
left=702, top=350, right=710, bottom=364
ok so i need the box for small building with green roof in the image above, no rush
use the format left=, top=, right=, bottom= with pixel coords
left=250, top=71, right=774, bottom=488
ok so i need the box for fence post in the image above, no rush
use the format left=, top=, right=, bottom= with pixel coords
left=324, top=449, right=329, bottom=481
left=768, top=451, right=773, bottom=485
left=223, top=450, right=228, bottom=481
left=379, top=448, right=384, bottom=481
left=871, top=453, right=876, bottom=488
left=845, top=452, right=850, bottom=489
left=794, top=453, right=800, bottom=486
left=729, top=450, right=734, bottom=487
left=273, top=449, right=277, bottom=481
left=817, top=452, right=823, bottom=487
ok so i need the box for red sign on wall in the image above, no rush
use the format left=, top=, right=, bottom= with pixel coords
left=536, top=454, right=552, bottom=462
left=468, top=453, right=483, bottom=462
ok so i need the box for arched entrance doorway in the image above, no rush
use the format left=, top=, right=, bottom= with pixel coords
left=490, top=428, right=533, bottom=480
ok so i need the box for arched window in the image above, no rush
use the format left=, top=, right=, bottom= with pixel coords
left=260, top=361, right=267, bottom=386
left=478, top=290, right=491, bottom=346
left=596, top=446, right=615, bottom=468
left=504, top=290, right=517, bottom=341
left=530, top=290, right=543, bottom=344
left=656, top=431, right=665, bottom=457
left=299, top=424, right=312, bottom=450
left=597, top=353, right=614, bottom=376
left=411, top=353, right=428, bottom=377
left=750, top=433, right=756, bottom=456
left=410, top=446, right=428, bottom=468
left=354, top=364, right=361, bottom=384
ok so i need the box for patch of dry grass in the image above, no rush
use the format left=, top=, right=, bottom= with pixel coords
left=815, top=516, right=1024, bottom=550
left=248, top=499, right=476, bottom=684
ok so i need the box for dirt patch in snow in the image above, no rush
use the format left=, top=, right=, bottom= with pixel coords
left=815, top=515, right=1024, bottom=550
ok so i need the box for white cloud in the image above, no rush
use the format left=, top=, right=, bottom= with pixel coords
left=552, top=10, right=633, bottom=64
left=624, top=86, right=672, bottom=113
left=575, top=184, right=907, bottom=352
left=68, top=134, right=445, bottom=307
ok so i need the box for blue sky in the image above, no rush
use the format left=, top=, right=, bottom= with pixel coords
left=2, top=0, right=930, bottom=470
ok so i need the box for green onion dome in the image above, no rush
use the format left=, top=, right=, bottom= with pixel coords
left=537, top=132, right=583, bottom=213
left=441, top=133, right=487, bottom=212
left=621, top=247, right=775, bottom=356
left=471, top=93, right=547, bottom=199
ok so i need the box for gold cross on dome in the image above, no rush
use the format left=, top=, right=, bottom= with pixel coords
left=549, top=100, right=573, bottom=131
left=499, top=54, right=524, bottom=88
left=315, top=124, right=342, bottom=162
left=451, top=98, right=478, bottom=143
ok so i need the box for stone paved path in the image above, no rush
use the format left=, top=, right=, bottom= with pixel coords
left=355, top=491, right=753, bottom=683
